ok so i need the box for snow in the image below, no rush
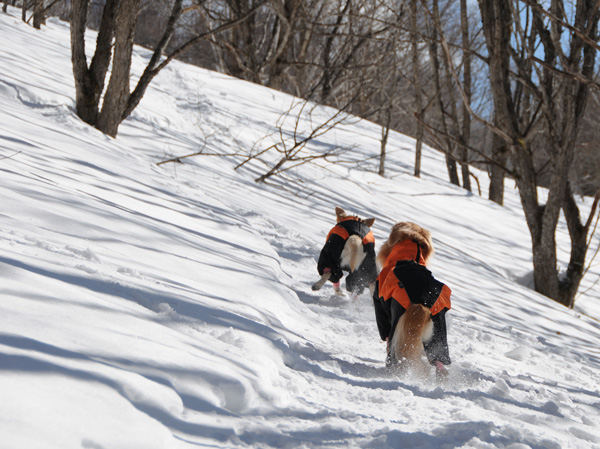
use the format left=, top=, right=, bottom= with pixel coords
left=1, top=7, right=600, bottom=449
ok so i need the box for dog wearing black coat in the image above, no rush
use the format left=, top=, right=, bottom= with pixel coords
left=312, top=207, right=378, bottom=297
left=373, top=222, right=452, bottom=379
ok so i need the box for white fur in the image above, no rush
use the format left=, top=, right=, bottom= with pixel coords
left=340, top=235, right=365, bottom=270
left=422, top=319, right=434, bottom=343
left=421, top=320, right=433, bottom=343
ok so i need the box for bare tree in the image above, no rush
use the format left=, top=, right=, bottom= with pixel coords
left=70, top=0, right=267, bottom=137
left=235, top=96, right=360, bottom=183
left=426, top=0, right=460, bottom=186
left=478, top=0, right=600, bottom=307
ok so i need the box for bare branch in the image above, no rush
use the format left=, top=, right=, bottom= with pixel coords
left=0, top=150, right=22, bottom=160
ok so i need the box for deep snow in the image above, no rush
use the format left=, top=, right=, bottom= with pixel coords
left=1, top=7, right=600, bottom=449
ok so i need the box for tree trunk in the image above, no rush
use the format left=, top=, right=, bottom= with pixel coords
left=559, top=186, right=589, bottom=307
left=411, top=0, right=423, bottom=178
left=123, top=0, right=183, bottom=120
left=459, top=0, right=471, bottom=192
left=70, top=0, right=98, bottom=125
left=488, top=127, right=506, bottom=205
left=70, top=0, right=120, bottom=127
left=379, top=104, right=392, bottom=176
left=429, top=0, right=459, bottom=186
left=32, top=0, right=44, bottom=28
left=97, top=0, right=141, bottom=137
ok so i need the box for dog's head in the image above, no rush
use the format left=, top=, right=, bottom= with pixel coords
left=335, top=206, right=375, bottom=227
left=377, top=221, right=434, bottom=268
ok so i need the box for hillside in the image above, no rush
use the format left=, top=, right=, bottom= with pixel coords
left=1, top=8, right=600, bottom=449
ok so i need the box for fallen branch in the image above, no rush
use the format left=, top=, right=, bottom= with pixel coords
left=157, top=151, right=240, bottom=166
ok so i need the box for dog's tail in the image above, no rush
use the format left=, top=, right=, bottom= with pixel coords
left=392, top=304, right=433, bottom=365
left=347, top=235, right=363, bottom=272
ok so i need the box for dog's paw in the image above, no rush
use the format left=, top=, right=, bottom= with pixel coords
left=311, top=280, right=324, bottom=291
left=435, top=362, right=449, bottom=383
left=312, top=272, right=331, bottom=291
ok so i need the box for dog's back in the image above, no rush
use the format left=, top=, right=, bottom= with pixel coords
left=391, top=304, right=433, bottom=374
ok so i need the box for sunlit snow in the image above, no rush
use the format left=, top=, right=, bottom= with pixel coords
left=1, top=7, right=599, bottom=449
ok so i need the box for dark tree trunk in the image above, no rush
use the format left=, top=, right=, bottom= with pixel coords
left=2, top=1, right=14, bottom=14
left=123, top=0, right=183, bottom=120
left=459, top=0, right=471, bottom=192
left=429, top=0, right=459, bottom=186
left=97, top=0, right=141, bottom=137
left=32, top=0, right=44, bottom=28
left=71, top=0, right=120, bottom=126
left=488, top=129, right=507, bottom=205
left=411, top=0, right=423, bottom=178
left=559, top=186, right=590, bottom=307
left=70, top=0, right=98, bottom=125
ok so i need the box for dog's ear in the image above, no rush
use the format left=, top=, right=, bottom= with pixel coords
left=387, top=223, right=406, bottom=247
left=335, top=206, right=346, bottom=222
left=364, top=217, right=375, bottom=228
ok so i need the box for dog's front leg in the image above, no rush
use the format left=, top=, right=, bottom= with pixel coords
left=311, top=271, right=331, bottom=291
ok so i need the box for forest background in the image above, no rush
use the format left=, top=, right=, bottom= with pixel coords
left=3, top=0, right=600, bottom=309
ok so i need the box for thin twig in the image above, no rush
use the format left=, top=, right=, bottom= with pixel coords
left=157, top=151, right=240, bottom=166
left=0, top=150, right=22, bottom=161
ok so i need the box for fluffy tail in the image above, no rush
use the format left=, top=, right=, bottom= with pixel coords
left=343, top=235, right=364, bottom=272
left=391, top=304, right=433, bottom=367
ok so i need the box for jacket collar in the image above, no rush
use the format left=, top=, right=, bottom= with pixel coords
left=384, top=240, right=426, bottom=267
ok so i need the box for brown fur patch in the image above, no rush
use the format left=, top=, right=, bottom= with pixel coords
left=391, top=304, right=433, bottom=376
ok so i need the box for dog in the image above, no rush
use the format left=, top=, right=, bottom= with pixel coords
left=373, top=222, right=451, bottom=379
left=312, top=206, right=378, bottom=297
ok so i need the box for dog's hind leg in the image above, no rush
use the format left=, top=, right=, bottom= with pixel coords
left=311, top=271, right=331, bottom=291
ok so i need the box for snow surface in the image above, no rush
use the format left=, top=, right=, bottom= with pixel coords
left=1, top=7, right=600, bottom=449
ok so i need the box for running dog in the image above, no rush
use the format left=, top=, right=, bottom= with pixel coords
left=373, top=222, right=452, bottom=379
left=312, top=207, right=378, bottom=297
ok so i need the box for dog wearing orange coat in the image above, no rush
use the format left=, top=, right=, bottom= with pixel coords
left=312, top=207, right=378, bottom=298
left=373, top=222, right=452, bottom=379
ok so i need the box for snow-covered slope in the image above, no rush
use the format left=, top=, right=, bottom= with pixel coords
left=1, top=8, right=599, bottom=449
